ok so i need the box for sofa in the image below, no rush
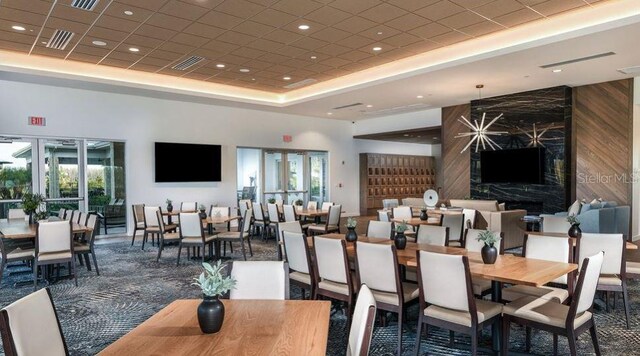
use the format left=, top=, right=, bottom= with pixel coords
left=548, top=201, right=630, bottom=238
left=449, top=199, right=527, bottom=250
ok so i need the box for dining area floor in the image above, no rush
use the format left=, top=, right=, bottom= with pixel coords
left=0, top=219, right=638, bottom=355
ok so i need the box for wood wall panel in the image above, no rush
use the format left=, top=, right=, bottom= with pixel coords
left=442, top=104, right=471, bottom=199
left=573, top=79, right=633, bottom=205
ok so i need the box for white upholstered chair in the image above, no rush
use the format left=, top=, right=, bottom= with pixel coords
left=209, top=206, right=231, bottom=231
left=464, top=229, right=504, bottom=297
left=355, top=242, right=419, bottom=355
left=142, top=207, right=175, bottom=250
left=7, top=209, right=25, bottom=220
left=576, top=233, right=629, bottom=329
left=366, top=221, right=392, bottom=239
left=282, top=231, right=314, bottom=299
left=392, top=207, right=415, bottom=236
left=229, top=261, right=289, bottom=300
left=217, top=209, right=253, bottom=260
left=415, top=251, right=502, bottom=356
left=502, top=235, right=573, bottom=303
left=179, top=202, right=197, bottom=212
left=34, top=221, right=76, bottom=289
left=306, top=201, right=318, bottom=210
left=131, top=204, right=145, bottom=246
left=276, top=221, right=302, bottom=261
left=378, top=210, right=391, bottom=222
left=177, top=213, right=216, bottom=265
left=74, top=214, right=100, bottom=275
left=0, top=237, right=34, bottom=287
left=154, top=210, right=181, bottom=262
left=308, top=205, right=341, bottom=235
left=321, top=202, right=334, bottom=211
left=462, top=209, right=477, bottom=229
left=347, top=284, right=377, bottom=356
left=382, top=199, right=399, bottom=210
left=416, top=225, right=449, bottom=246
left=252, top=202, right=271, bottom=241
left=502, top=252, right=604, bottom=356
left=0, top=288, right=68, bottom=356
left=283, top=204, right=297, bottom=222
left=542, top=215, right=572, bottom=234
left=267, top=203, right=281, bottom=224
left=442, top=214, right=464, bottom=247
left=57, top=209, right=66, bottom=220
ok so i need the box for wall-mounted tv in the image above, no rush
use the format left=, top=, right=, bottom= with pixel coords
left=480, top=147, right=545, bottom=184
left=155, top=142, right=221, bottom=182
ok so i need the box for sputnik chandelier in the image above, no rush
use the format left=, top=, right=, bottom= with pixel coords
left=456, top=85, right=507, bottom=153
left=517, top=123, right=561, bottom=147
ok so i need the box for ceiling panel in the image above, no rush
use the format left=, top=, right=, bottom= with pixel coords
left=0, top=0, right=607, bottom=92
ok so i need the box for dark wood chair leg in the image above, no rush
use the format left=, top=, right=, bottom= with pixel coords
left=449, top=330, right=454, bottom=347
left=622, top=283, right=631, bottom=329
left=241, top=240, right=247, bottom=261
left=590, top=323, right=601, bottom=356
left=131, top=229, right=137, bottom=246
left=501, top=316, right=510, bottom=356
left=553, top=333, right=558, bottom=355
left=91, top=251, right=99, bottom=276
left=176, top=244, right=182, bottom=266
left=156, top=242, right=163, bottom=262
left=414, top=318, right=422, bottom=356
left=525, top=326, right=531, bottom=352
left=567, top=330, right=577, bottom=356
left=142, top=231, right=147, bottom=250
left=397, top=309, right=403, bottom=355
left=84, top=254, right=92, bottom=271
left=470, top=329, right=478, bottom=356
left=72, top=259, right=78, bottom=286
left=248, top=238, right=253, bottom=256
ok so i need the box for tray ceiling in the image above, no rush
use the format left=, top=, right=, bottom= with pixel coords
left=0, top=0, right=607, bottom=93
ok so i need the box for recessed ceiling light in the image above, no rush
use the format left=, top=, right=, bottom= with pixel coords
left=377, top=31, right=383, bottom=35
left=298, top=24, right=310, bottom=30
left=92, top=40, right=107, bottom=46
left=251, top=78, right=256, bottom=81
left=366, top=104, right=372, bottom=108
left=283, top=76, right=291, bottom=80
left=239, top=68, right=250, bottom=73
left=124, top=10, right=133, bottom=16
left=41, top=41, right=47, bottom=44
left=403, top=134, right=410, bottom=137
left=216, top=63, right=225, bottom=68
left=128, top=47, right=139, bottom=52
left=417, top=95, right=424, bottom=99
left=552, top=69, right=562, bottom=73
left=433, top=137, right=439, bottom=140
left=327, top=112, right=333, bottom=115
left=372, top=47, right=382, bottom=51
left=11, top=25, right=25, bottom=31
left=310, top=56, right=317, bottom=59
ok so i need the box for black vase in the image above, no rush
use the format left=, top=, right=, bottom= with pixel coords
left=345, top=227, right=358, bottom=242
left=481, top=245, right=498, bottom=264
left=199, top=210, right=207, bottom=219
left=198, top=295, right=225, bottom=334
left=394, top=232, right=407, bottom=250
left=167, top=204, right=173, bottom=213
left=419, top=210, right=428, bottom=221
left=568, top=223, right=582, bottom=238
left=28, top=213, right=34, bottom=225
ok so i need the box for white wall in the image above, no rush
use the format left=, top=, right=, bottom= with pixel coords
left=633, top=77, right=640, bottom=240
left=354, top=139, right=433, bottom=156
left=352, top=109, right=441, bottom=136
left=0, top=79, right=362, bottom=233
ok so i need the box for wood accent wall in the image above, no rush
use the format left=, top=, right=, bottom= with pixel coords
left=441, top=104, right=471, bottom=199
left=573, top=79, right=634, bottom=205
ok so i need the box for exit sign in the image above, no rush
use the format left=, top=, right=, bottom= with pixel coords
left=28, top=116, right=46, bottom=126
left=283, top=135, right=292, bottom=143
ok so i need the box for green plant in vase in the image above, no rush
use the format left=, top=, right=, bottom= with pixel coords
left=21, top=193, right=45, bottom=224
left=267, top=198, right=276, bottom=204
left=566, top=215, right=581, bottom=238
left=198, top=204, right=207, bottom=219
left=192, top=261, right=236, bottom=334
left=477, top=230, right=500, bottom=264
left=345, top=217, right=358, bottom=242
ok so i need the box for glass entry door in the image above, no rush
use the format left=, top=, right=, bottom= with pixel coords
left=262, top=150, right=308, bottom=205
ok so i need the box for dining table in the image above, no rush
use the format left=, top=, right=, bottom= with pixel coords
left=0, top=218, right=92, bottom=239
left=162, top=210, right=196, bottom=224
left=391, top=217, right=441, bottom=227
left=526, top=230, right=638, bottom=250
left=98, top=299, right=331, bottom=356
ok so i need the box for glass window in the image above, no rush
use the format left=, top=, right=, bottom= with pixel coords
left=87, top=141, right=126, bottom=235
left=0, top=140, right=33, bottom=218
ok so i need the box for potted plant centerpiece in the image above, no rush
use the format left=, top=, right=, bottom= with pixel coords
left=345, top=217, right=358, bottom=242
left=192, top=261, right=236, bottom=334
left=198, top=204, right=207, bottom=219
left=166, top=199, right=173, bottom=213
left=268, top=198, right=276, bottom=204
left=294, top=199, right=303, bottom=211
left=477, top=230, right=500, bottom=264
left=21, top=193, right=45, bottom=224
left=394, top=220, right=409, bottom=250
left=419, top=206, right=428, bottom=221
left=567, top=215, right=581, bottom=238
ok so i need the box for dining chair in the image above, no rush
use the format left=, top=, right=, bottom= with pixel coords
left=142, top=207, right=161, bottom=250
left=306, top=201, right=318, bottom=210
left=0, top=237, right=34, bottom=287
left=462, top=209, right=477, bottom=229
left=57, top=209, right=66, bottom=220
left=217, top=209, right=253, bottom=260
left=542, top=215, right=572, bottom=234
left=76, top=212, right=87, bottom=226
left=415, top=251, right=502, bottom=356
left=70, top=210, right=80, bottom=224
left=238, top=199, right=250, bottom=218
left=313, top=236, right=356, bottom=325
left=464, top=229, right=504, bottom=297
left=347, top=284, right=377, bottom=356
left=177, top=213, right=216, bottom=265
left=63, top=210, right=72, bottom=221
left=355, top=242, right=419, bottom=355
left=34, top=220, right=76, bottom=289
left=74, top=214, right=100, bottom=275
left=7, top=209, right=25, bottom=220
left=321, top=202, right=334, bottom=211
left=502, top=252, right=604, bottom=356
left=209, top=206, right=231, bottom=230
left=131, top=204, right=145, bottom=246
left=576, top=232, right=630, bottom=329
left=154, top=210, right=181, bottom=262
left=267, top=203, right=281, bottom=225
left=283, top=204, right=297, bottom=222
left=392, top=207, right=416, bottom=237
left=378, top=210, right=391, bottom=222
left=502, top=235, right=573, bottom=303
left=366, top=220, right=392, bottom=239
left=416, top=225, right=449, bottom=246
left=382, top=199, right=399, bottom=210
left=0, top=287, right=68, bottom=356
left=282, top=231, right=314, bottom=299
left=276, top=221, right=302, bottom=261
left=308, top=205, right=342, bottom=235
left=442, top=214, right=464, bottom=247
left=229, top=261, right=289, bottom=300
left=252, top=202, right=271, bottom=241
left=180, top=202, right=197, bottom=212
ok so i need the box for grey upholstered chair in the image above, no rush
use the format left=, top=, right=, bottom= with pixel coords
left=229, top=261, right=289, bottom=300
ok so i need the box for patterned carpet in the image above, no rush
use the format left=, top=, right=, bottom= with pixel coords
left=0, top=235, right=639, bottom=355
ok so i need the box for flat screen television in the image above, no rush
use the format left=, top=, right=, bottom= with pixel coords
left=155, top=142, right=221, bottom=182
left=480, top=147, right=545, bottom=184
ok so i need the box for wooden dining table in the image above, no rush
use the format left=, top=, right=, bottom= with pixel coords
left=99, top=299, right=331, bottom=356
left=526, top=230, right=638, bottom=250
left=0, top=219, right=91, bottom=239
left=392, top=217, right=441, bottom=227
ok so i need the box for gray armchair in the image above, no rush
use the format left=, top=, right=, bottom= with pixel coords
left=549, top=203, right=630, bottom=238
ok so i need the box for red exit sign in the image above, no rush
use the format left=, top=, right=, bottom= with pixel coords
left=283, top=135, right=292, bottom=143
left=28, top=116, right=46, bottom=126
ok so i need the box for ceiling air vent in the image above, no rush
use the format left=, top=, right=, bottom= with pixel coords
left=172, top=56, right=205, bottom=71
left=617, top=66, right=640, bottom=75
left=71, top=0, right=100, bottom=11
left=46, top=29, right=74, bottom=50
left=332, top=102, right=363, bottom=110
left=539, top=52, right=616, bottom=68
left=283, top=78, right=317, bottom=89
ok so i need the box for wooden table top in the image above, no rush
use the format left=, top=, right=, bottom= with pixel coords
left=526, top=231, right=638, bottom=250
left=392, top=218, right=440, bottom=226
left=162, top=210, right=197, bottom=216
left=0, top=219, right=91, bottom=239
left=99, top=299, right=331, bottom=356
left=296, top=209, right=329, bottom=217
left=205, top=216, right=240, bottom=224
